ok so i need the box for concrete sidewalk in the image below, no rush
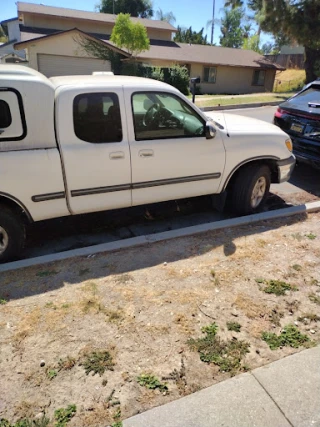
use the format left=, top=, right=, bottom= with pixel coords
left=123, top=346, right=320, bottom=427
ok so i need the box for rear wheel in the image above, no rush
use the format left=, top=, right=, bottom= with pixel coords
left=231, top=164, right=271, bottom=215
left=0, top=205, right=25, bottom=263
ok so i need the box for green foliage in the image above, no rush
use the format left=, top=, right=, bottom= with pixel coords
left=81, top=351, right=114, bottom=376
left=137, top=374, right=168, bottom=392
left=242, top=34, right=261, bottom=53
left=0, top=415, right=50, bottom=427
left=97, top=0, right=153, bottom=18
left=36, top=270, right=59, bottom=277
left=227, top=322, right=241, bottom=332
left=54, top=405, right=76, bottom=427
left=305, top=233, right=316, bottom=240
left=0, top=298, right=7, bottom=305
left=47, top=369, right=57, bottom=380
left=262, top=325, right=310, bottom=350
left=188, top=323, right=250, bottom=373
left=174, top=26, right=209, bottom=45
left=110, top=13, right=150, bottom=58
left=155, top=8, right=176, bottom=24
left=220, top=7, right=245, bottom=48
left=162, top=65, right=190, bottom=95
left=261, top=279, right=298, bottom=296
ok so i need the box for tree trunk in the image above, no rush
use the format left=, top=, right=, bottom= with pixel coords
left=304, top=46, right=320, bottom=84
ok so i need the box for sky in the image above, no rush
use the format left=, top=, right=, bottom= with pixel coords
left=1, top=0, right=270, bottom=45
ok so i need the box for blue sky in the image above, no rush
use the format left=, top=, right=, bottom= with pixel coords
left=1, top=0, right=269, bottom=45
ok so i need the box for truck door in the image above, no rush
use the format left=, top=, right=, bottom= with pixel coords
left=55, top=87, right=131, bottom=214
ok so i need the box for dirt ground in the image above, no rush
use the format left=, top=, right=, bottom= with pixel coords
left=1, top=211, right=320, bottom=426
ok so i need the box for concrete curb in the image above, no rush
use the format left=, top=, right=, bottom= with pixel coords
left=200, top=101, right=281, bottom=112
left=1, top=200, right=320, bottom=273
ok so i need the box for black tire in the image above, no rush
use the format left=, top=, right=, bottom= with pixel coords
left=0, top=205, right=25, bottom=263
left=231, top=164, right=271, bottom=216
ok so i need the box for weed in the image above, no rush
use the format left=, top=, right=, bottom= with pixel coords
left=310, top=278, right=319, bottom=286
left=54, top=405, right=76, bottom=427
left=162, top=357, right=187, bottom=392
left=297, top=313, right=320, bottom=324
left=291, top=232, right=303, bottom=241
left=105, top=309, right=123, bottom=324
left=111, top=407, right=122, bottom=427
left=255, top=278, right=264, bottom=284
left=227, top=322, right=241, bottom=332
left=305, top=233, right=316, bottom=240
left=46, top=369, right=57, bottom=380
left=0, top=415, right=50, bottom=427
left=268, top=308, right=284, bottom=326
left=262, top=325, right=310, bottom=350
left=291, top=264, right=302, bottom=271
left=81, top=351, right=114, bottom=376
left=115, top=274, right=134, bottom=284
left=61, top=304, right=70, bottom=309
left=58, top=356, right=76, bottom=371
left=81, top=298, right=105, bottom=314
left=309, top=293, right=320, bottom=305
left=262, top=280, right=298, bottom=296
left=137, top=374, right=168, bottom=392
left=0, top=298, right=7, bottom=305
left=78, top=268, right=90, bottom=276
left=45, top=302, right=57, bottom=310
left=188, top=323, right=250, bottom=373
left=36, top=270, right=59, bottom=277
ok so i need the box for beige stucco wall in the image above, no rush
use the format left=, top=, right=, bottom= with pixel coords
left=25, top=31, right=99, bottom=70
left=22, top=13, right=172, bottom=41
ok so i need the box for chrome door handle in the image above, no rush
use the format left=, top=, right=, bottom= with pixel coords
left=110, top=151, right=125, bottom=160
left=139, top=149, right=154, bottom=157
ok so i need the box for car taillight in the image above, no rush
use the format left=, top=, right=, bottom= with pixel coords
left=274, top=107, right=285, bottom=118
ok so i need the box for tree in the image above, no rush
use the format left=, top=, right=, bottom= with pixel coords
left=242, top=34, right=261, bottom=53
left=110, top=13, right=150, bottom=58
left=155, top=8, right=176, bottom=24
left=219, top=7, right=245, bottom=48
left=248, top=0, right=320, bottom=83
left=97, top=0, right=153, bottom=18
left=174, top=26, right=208, bottom=45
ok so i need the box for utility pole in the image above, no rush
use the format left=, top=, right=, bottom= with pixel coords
left=211, top=0, right=215, bottom=45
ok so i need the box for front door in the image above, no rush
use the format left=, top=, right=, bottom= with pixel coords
left=126, top=90, right=226, bottom=206
left=56, top=87, right=131, bottom=214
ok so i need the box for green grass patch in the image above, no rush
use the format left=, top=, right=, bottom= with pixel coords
left=305, top=233, right=317, bottom=240
left=137, top=374, right=168, bottom=392
left=187, top=322, right=250, bottom=373
left=227, top=322, right=241, bottom=332
left=194, top=93, right=292, bottom=108
left=262, top=325, right=310, bottom=350
left=81, top=351, right=114, bottom=376
left=260, top=279, right=298, bottom=296
left=0, top=416, right=50, bottom=427
left=54, top=405, right=76, bottom=427
left=0, top=298, right=8, bottom=305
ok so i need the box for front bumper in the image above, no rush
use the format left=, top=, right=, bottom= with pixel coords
left=276, top=155, right=296, bottom=183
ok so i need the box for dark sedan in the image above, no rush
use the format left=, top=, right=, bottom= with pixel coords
left=274, top=80, right=320, bottom=169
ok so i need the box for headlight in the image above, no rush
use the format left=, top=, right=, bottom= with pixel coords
left=285, top=138, right=293, bottom=152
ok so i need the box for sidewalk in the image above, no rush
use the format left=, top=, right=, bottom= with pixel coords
left=123, top=346, right=320, bottom=427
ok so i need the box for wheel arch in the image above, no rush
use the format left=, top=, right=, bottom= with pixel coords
left=223, top=157, right=279, bottom=193
left=0, top=193, right=33, bottom=223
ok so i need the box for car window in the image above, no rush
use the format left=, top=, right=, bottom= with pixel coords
left=288, top=86, right=320, bottom=111
left=131, top=92, right=205, bottom=141
left=73, top=92, right=122, bottom=143
left=0, top=89, right=26, bottom=141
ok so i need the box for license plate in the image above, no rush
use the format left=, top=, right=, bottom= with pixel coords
left=290, top=123, right=304, bottom=133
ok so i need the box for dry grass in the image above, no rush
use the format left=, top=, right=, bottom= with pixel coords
left=274, top=69, right=306, bottom=92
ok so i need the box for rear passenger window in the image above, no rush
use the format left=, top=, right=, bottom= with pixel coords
left=73, top=92, right=122, bottom=143
left=0, top=89, right=26, bottom=141
left=0, top=100, right=12, bottom=128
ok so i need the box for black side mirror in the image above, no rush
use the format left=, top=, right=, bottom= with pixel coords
left=205, top=121, right=216, bottom=139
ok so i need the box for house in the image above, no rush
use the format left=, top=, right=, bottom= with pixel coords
left=0, top=17, right=27, bottom=63
left=7, top=2, right=283, bottom=94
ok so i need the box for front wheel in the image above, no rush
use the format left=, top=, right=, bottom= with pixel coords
left=0, top=205, right=25, bottom=263
left=230, top=164, right=271, bottom=215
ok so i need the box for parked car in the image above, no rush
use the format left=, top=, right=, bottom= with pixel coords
left=274, top=80, right=320, bottom=169
left=0, top=65, right=295, bottom=262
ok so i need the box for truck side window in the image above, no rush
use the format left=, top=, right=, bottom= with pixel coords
left=132, top=91, right=205, bottom=141
left=0, top=89, right=26, bottom=141
left=73, top=92, right=122, bottom=143
left=0, top=100, right=12, bottom=128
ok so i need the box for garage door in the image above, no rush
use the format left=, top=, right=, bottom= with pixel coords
left=38, top=54, right=112, bottom=77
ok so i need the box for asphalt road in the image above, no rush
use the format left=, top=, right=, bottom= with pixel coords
left=15, top=106, right=320, bottom=261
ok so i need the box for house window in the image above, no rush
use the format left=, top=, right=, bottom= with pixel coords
left=253, top=70, right=266, bottom=86
left=203, top=67, right=217, bottom=83
left=73, top=92, right=122, bottom=143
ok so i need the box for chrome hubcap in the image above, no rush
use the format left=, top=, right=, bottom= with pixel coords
left=0, top=226, right=9, bottom=255
left=251, top=177, right=267, bottom=208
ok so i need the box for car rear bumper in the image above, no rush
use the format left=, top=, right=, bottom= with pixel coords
left=276, top=155, right=296, bottom=183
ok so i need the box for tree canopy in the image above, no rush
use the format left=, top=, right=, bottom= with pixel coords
left=219, top=7, right=245, bottom=48
left=110, top=13, right=150, bottom=58
left=155, top=8, right=176, bottom=24
left=98, top=0, right=153, bottom=18
left=174, top=26, right=208, bottom=45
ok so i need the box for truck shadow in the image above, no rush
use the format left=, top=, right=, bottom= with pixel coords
left=0, top=204, right=308, bottom=301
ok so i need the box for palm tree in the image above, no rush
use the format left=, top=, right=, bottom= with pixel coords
left=225, top=0, right=244, bottom=8
left=155, top=8, right=176, bottom=25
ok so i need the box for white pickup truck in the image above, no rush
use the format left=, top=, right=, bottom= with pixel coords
left=0, top=65, right=295, bottom=262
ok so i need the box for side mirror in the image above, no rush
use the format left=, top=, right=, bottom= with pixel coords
left=205, top=121, right=216, bottom=139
